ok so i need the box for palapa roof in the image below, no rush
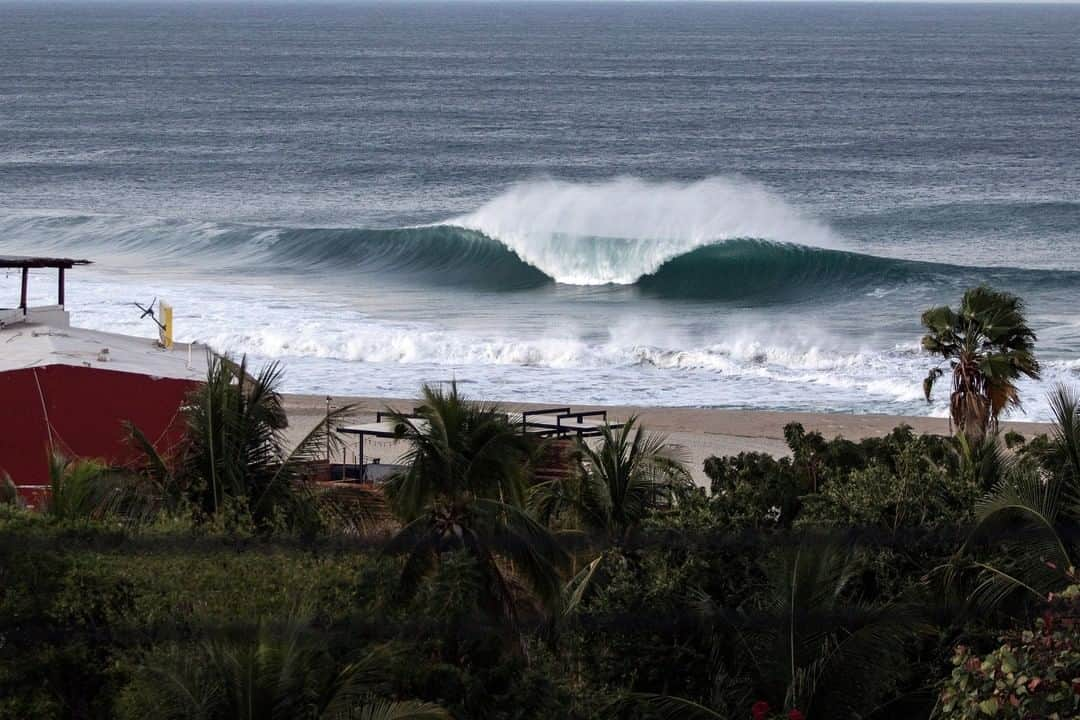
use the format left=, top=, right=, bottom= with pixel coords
left=0, top=255, right=91, bottom=270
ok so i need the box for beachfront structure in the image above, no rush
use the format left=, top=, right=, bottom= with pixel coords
left=335, top=407, right=621, bottom=483
left=0, top=257, right=208, bottom=507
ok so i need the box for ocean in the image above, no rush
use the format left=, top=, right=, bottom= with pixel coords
left=2, top=1, right=1078, bottom=419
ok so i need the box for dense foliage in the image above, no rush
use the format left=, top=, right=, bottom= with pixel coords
left=4, top=324, right=1080, bottom=719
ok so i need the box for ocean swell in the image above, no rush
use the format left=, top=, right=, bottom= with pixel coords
left=3, top=174, right=1079, bottom=302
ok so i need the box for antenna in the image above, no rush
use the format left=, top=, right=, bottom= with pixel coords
left=133, top=297, right=166, bottom=332
left=134, top=297, right=175, bottom=349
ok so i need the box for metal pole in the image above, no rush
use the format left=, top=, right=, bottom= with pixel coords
left=57, top=267, right=65, bottom=307
left=19, top=268, right=28, bottom=310
left=325, top=396, right=331, bottom=463
left=358, top=434, right=365, bottom=483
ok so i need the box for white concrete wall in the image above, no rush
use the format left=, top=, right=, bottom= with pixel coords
left=0, top=306, right=70, bottom=329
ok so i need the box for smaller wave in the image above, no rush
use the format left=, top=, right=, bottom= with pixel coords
left=835, top=199, right=1080, bottom=235
left=196, top=320, right=1080, bottom=421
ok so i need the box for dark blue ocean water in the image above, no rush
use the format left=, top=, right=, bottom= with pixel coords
left=1, top=2, right=1078, bottom=417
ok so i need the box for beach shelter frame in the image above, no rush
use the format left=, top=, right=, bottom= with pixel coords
left=0, top=256, right=91, bottom=311
left=335, top=406, right=623, bottom=483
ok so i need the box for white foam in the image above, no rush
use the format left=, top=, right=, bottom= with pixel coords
left=451, top=176, right=839, bottom=285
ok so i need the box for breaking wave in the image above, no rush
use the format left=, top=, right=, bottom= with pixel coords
left=3, top=178, right=1078, bottom=301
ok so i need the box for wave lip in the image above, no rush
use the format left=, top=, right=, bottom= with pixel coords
left=451, top=176, right=841, bottom=285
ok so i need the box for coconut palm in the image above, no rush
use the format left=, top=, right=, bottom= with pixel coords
left=1047, top=383, right=1080, bottom=482
left=921, top=286, right=1040, bottom=443
left=131, top=353, right=355, bottom=529
left=383, top=382, right=568, bottom=639
left=124, top=607, right=449, bottom=720
left=531, top=416, right=692, bottom=543
left=44, top=451, right=161, bottom=522
left=531, top=418, right=691, bottom=621
left=46, top=452, right=110, bottom=521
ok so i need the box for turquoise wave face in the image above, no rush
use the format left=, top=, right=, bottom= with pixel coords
left=4, top=213, right=1080, bottom=303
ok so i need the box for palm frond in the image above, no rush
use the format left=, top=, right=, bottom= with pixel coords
left=561, top=554, right=606, bottom=618
left=944, top=466, right=1075, bottom=613
left=324, top=701, right=451, bottom=720
left=608, top=693, right=728, bottom=720
left=1049, top=383, right=1080, bottom=482
left=253, top=402, right=356, bottom=516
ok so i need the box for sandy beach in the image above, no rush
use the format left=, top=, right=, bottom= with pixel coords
left=283, top=393, right=1051, bottom=487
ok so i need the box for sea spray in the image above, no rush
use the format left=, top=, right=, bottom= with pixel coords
left=452, top=176, right=840, bottom=284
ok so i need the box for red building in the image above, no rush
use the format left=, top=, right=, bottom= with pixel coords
left=0, top=257, right=206, bottom=508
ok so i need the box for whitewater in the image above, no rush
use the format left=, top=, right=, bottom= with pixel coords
left=2, top=2, right=1078, bottom=420
left=5, top=176, right=1079, bottom=421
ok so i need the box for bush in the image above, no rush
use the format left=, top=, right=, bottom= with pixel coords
left=938, top=586, right=1080, bottom=719
left=703, top=423, right=972, bottom=531
left=0, top=511, right=372, bottom=720
left=798, top=437, right=979, bottom=531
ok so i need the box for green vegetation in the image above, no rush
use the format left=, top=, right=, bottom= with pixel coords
left=2, top=289, right=1079, bottom=719
left=383, top=383, right=567, bottom=646
left=938, top=582, right=1080, bottom=720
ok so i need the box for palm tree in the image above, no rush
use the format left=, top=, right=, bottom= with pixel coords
left=124, top=607, right=449, bottom=720
left=950, top=431, right=1010, bottom=492
left=44, top=451, right=160, bottom=522
left=530, top=418, right=690, bottom=618
left=383, top=382, right=568, bottom=642
left=531, top=416, right=692, bottom=544
left=921, top=286, right=1040, bottom=443
left=1047, top=383, right=1080, bottom=482
left=46, top=452, right=110, bottom=521
left=131, top=353, right=354, bottom=529
left=941, top=385, right=1080, bottom=614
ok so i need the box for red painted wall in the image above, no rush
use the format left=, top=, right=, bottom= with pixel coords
left=0, top=365, right=197, bottom=508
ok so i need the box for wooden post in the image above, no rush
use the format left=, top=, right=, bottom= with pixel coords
left=58, top=267, right=65, bottom=307
left=19, top=268, right=28, bottom=310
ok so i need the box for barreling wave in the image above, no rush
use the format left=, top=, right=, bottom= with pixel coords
left=0, top=210, right=932, bottom=300
left=3, top=173, right=1079, bottom=301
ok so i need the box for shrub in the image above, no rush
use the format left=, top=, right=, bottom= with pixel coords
left=938, top=585, right=1080, bottom=719
left=798, top=438, right=979, bottom=531
left=0, top=512, right=373, bottom=719
left=703, top=424, right=971, bottom=531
